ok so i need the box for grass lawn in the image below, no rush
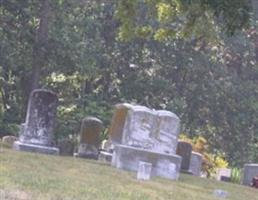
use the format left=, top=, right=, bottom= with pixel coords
left=0, top=147, right=257, bottom=200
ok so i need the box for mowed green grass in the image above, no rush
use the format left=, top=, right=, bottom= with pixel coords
left=0, top=147, right=257, bottom=200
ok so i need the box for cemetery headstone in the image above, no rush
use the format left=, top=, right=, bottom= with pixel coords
left=216, top=168, right=231, bottom=181
left=13, top=89, right=59, bottom=155
left=176, top=141, right=192, bottom=172
left=242, top=164, right=258, bottom=186
left=189, top=151, right=202, bottom=176
left=76, top=117, right=103, bottom=159
left=110, top=103, right=182, bottom=180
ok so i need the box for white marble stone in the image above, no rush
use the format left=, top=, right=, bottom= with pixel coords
left=112, top=144, right=182, bottom=180
left=137, top=161, right=152, bottom=181
left=216, top=168, right=231, bottom=181
left=109, top=103, right=182, bottom=180
left=110, top=103, right=181, bottom=154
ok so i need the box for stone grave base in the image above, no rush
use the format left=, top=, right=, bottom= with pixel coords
left=180, top=169, right=193, bottom=175
left=13, top=141, right=59, bottom=155
left=76, top=143, right=98, bottom=160
left=112, top=144, right=182, bottom=180
left=74, top=153, right=98, bottom=160
left=99, top=151, right=113, bottom=163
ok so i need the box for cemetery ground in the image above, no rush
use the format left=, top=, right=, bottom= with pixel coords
left=0, top=148, right=257, bottom=200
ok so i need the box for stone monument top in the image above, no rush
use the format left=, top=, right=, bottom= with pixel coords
left=109, top=103, right=180, bottom=155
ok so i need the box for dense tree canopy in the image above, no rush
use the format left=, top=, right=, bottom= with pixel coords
left=116, top=0, right=252, bottom=41
left=0, top=0, right=258, bottom=167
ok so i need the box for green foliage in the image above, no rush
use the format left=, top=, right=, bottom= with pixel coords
left=56, top=101, right=112, bottom=140
left=0, top=109, right=20, bottom=137
left=231, top=168, right=242, bottom=184
left=116, top=0, right=252, bottom=41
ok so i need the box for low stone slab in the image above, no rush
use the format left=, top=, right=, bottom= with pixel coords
left=112, top=144, right=182, bottom=180
left=242, top=164, right=258, bottom=186
left=2, top=136, right=18, bottom=147
left=14, top=141, right=59, bottom=155
left=78, top=143, right=99, bottom=159
left=216, top=168, right=231, bottom=181
left=98, top=151, right=113, bottom=163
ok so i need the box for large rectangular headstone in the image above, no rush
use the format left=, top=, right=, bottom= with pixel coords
left=122, top=105, right=157, bottom=150
left=14, top=89, right=59, bottom=155
left=109, top=103, right=180, bottom=154
left=109, top=103, right=182, bottom=180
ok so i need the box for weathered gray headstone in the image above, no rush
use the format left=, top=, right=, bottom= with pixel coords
left=77, top=117, right=103, bottom=159
left=110, top=103, right=182, bottom=180
left=242, top=164, right=258, bottom=185
left=189, top=152, right=202, bottom=176
left=14, top=89, right=59, bottom=155
left=176, top=141, right=192, bottom=172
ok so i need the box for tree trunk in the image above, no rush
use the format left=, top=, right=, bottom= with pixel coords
left=31, top=0, right=50, bottom=91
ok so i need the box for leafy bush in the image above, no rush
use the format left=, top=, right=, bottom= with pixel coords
left=179, top=134, right=229, bottom=177
left=0, top=123, right=19, bottom=138
left=55, top=100, right=112, bottom=143
left=231, top=168, right=242, bottom=184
